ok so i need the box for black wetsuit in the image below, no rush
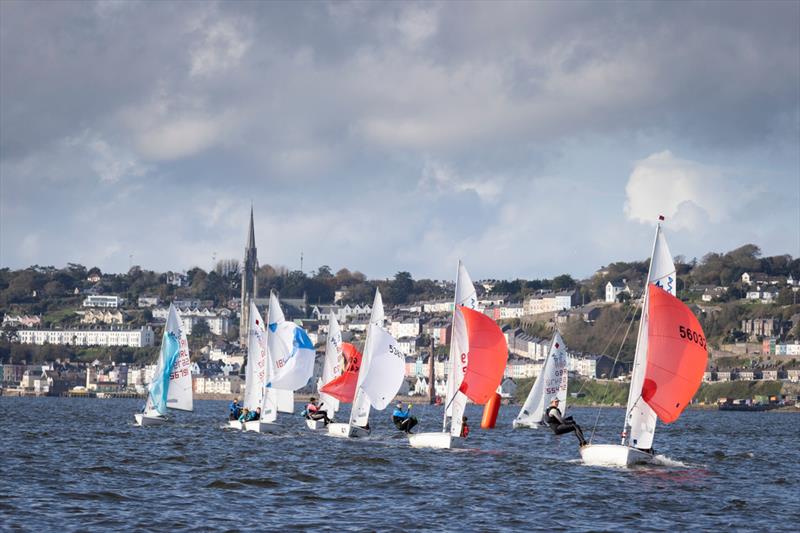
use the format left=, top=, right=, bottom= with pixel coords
left=545, top=405, right=587, bottom=445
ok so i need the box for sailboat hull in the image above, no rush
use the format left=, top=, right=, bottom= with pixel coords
left=579, top=444, right=655, bottom=467
left=512, top=419, right=544, bottom=429
left=327, top=423, right=370, bottom=438
left=245, top=420, right=280, bottom=433
left=305, top=418, right=327, bottom=431
left=134, top=413, right=168, bottom=427
left=408, top=432, right=463, bottom=449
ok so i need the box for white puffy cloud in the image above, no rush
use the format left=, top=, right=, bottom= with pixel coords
left=624, top=151, right=742, bottom=230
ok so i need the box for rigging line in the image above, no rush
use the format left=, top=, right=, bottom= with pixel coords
left=588, top=296, right=642, bottom=444
left=571, top=300, right=638, bottom=398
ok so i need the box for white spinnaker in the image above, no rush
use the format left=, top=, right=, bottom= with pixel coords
left=514, top=332, right=568, bottom=426
left=359, top=324, right=405, bottom=410
left=243, top=301, right=268, bottom=411
left=445, top=261, right=478, bottom=437
left=625, top=224, right=676, bottom=450
left=165, top=304, right=192, bottom=412
left=319, top=314, right=343, bottom=419
left=349, top=288, right=384, bottom=428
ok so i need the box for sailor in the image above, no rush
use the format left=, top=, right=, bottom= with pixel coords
left=229, top=398, right=242, bottom=420
left=545, top=398, right=587, bottom=446
left=251, top=407, right=261, bottom=421
left=460, top=416, right=470, bottom=438
left=305, top=397, right=331, bottom=424
left=237, top=408, right=251, bottom=422
left=391, top=402, right=418, bottom=433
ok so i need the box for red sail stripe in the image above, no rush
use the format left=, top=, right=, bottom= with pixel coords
left=457, top=306, right=509, bottom=404
left=644, top=284, right=708, bottom=423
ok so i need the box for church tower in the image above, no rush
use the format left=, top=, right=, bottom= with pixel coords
left=240, top=207, right=259, bottom=347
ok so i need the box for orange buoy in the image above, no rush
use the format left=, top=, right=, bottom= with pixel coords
left=480, top=392, right=501, bottom=429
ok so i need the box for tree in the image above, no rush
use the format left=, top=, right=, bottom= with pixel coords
left=552, top=274, right=576, bottom=291
left=389, top=271, right=414, bottom=304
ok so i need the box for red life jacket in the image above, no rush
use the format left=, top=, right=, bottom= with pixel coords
left=306, top=403, right=318, bottom=413
left=461, top=424, right=470, bottom=438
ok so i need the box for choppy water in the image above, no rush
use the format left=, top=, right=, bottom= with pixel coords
left=1, top=397, right=797, bottom=532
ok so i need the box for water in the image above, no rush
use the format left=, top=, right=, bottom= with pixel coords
left=1, top=397, right=798, bottom=531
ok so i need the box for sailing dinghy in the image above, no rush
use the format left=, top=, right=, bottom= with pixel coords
left=512, top=331, right=568, bottom=429
left=328, top=288, right=405, bottom=438
left=135, top=304, right=193, bottom=426
left=307, top=314, right=345, bottom=430
left=228, top=300, right=270, bottom=431
left=248, top=291, right=315, bottom=432
left=580, top=220, right=708, bottom=466
left=409, top=261, right=508, bottom=449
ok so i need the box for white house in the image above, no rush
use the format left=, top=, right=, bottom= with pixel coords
left=83, top=295, right=123, bottom=308
left=17, top=326, right=155, bottom=348
left=605, top=281, right=629, bottom=303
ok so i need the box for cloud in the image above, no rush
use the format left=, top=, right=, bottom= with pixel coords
left=135, top=116, right=225, bottom=161
left=189, top=19, right=251, bottom=77
left=624, top=151, right=745, bottom=230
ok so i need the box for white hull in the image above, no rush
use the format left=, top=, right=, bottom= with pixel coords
left=228, top=420, right=243, bottom=430
left=245, top=420, right=280, bottom=433
left=327, top=422, right=370, bottom=438
left=579, top=444, right=655, bottom=467
left=305, top=418, right=326, bottom=431
left=512, top=419, right=544, bottom=429
left=408, top=432, right=463, bottom=449
left=135, top=413, right=168, bottom=427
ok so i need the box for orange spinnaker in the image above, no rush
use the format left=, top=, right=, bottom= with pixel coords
left=643, top=284, right=708, bottom=423
left=457, top=306, right=509, bottom=404
left=319, top=342, right=362, bottom=403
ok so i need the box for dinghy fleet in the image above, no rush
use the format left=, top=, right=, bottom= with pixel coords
left=134, top=218, right=709, bottom=467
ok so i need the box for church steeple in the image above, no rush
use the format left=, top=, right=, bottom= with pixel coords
left=240, top=206, right=259, bottom=347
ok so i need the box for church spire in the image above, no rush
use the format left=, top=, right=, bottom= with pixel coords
left=247, top=205, right=256, bottom=250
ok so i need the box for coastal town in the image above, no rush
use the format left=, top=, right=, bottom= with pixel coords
left=2, top=215, right=798, bottom=409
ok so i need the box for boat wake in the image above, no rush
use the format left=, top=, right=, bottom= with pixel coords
left=651, top=454, right=690, bottom=468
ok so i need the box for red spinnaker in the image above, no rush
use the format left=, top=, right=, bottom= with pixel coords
left=319, top=343, right=362, bottom=403
left=643, top=284, right=708, bottom=423
left=457, top=306, right=509, bottom=404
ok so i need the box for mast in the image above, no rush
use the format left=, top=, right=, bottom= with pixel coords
left=441, top=260, right=462, bottom=432
left=428, top=337, right=435, bottom=404
left=622, top=218, right=661, bottom=445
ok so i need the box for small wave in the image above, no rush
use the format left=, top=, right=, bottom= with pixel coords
left=238, top=477, right=279, bottom=488
left=206, top=480, right=241, bottom=489
left=356, top=456, right=391, bottom=465
left=81, top=465, right=113, bottom=473
left=289, top=473, right=320, bottom=483
left=651, top=454, right=689, bottom=468
left=58, top=491, right=128, bottom=502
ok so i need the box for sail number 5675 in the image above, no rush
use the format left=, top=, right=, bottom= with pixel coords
left=679, top=325, right=706, bottom=348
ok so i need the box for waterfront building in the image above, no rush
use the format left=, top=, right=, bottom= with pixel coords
left=17, top=326, right=155, bottom=348
left=152, top=307, right=230, bottom=336
left=80, top=309, right=123, bottom=325
left=2, top=315, right=42, bottom=328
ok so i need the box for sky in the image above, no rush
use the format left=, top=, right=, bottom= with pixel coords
left=1, top=0, right=798, bottom=281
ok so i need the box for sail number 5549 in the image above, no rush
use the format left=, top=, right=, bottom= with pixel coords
left=679, top=325, right=706, bottom=348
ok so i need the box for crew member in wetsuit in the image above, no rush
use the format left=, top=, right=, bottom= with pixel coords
left=545, top=398, right=587, bottom=446
left=392, top=402, right=418, bottom=433
left=229, top=398, right=242, bottom=420
left=305, top=397, right=331, bottom=424
left=460, top=416, right=470, bottom=438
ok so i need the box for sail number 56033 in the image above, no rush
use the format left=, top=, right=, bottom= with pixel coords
left=679, top=325, right=706, bottom=348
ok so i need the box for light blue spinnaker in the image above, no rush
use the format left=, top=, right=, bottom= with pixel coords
left=147, top=331, right=180, bottom=415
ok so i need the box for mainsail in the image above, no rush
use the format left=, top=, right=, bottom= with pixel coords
left=318, top=314, right=343, bottom=419
left=444, top=261, right=479, bottom=436
left=624, top=223, right=676, bottom=450
left=514, top=331, right=568, bottom=427
left=147, top=304, right=192, bottom=415
left=243, top=300, right=268, bottom=412
left=349, top=289, right=385, bottom=428
left=643, top=284, right=708, bottom=423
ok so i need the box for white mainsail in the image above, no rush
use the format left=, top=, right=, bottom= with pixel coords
left=444, top=260, right=478, bottom=437
left=146, top=304, right=193, bottom=415
left=514, top=331, right=568, bottom=427
left=243, top=300, right=268, bottom=412
left=359, top=323, right=405, bottom=409
left=318, top=314, right=343, bottom=419
left=624, top=224, right=676, bottom=450
left=349, top=288, right=385, bottom=428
